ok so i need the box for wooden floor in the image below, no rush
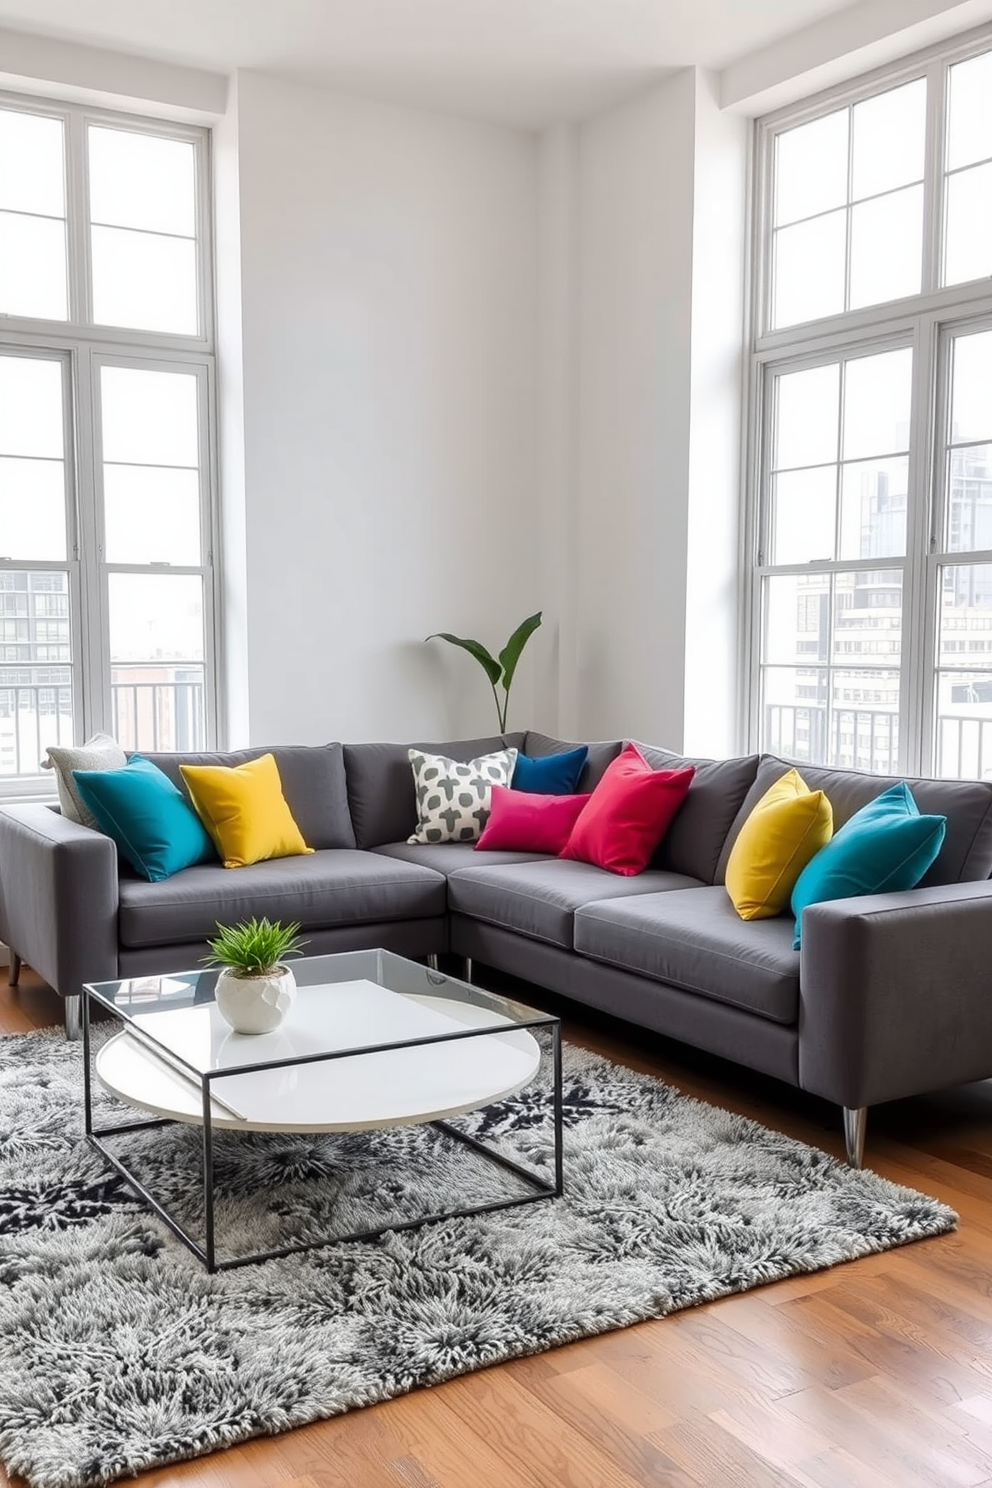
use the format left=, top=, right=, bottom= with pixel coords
left=3, top=964, right=992, bottom=1488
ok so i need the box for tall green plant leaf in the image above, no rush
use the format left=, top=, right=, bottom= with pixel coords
left=498, top=611, right=542, bottom=691
left=424, top=631, right=502, bottom=687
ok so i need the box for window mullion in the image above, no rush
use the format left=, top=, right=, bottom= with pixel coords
left=73, top=347, right=108, bottom=740
left=922, top=58, right=947, bottom=299
left=64, top=109, right=91, bottom=328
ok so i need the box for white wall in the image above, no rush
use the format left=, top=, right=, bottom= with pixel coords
left=572, top=72, right=697, bottom=747
left=230, top=72, right=541, bottom=744
left=683, top=72, right=748, bottom=756
left=562, top=68, right=746, bottom=753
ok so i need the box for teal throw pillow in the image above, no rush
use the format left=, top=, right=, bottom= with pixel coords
left=72, top=754, right=216, bottom=882
left=791, top=782, right=946, bottom=949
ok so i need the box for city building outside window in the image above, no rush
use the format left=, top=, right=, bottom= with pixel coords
left=746, top=29, right=992, bottom=780
left=0, top=95, right=216, bottom=793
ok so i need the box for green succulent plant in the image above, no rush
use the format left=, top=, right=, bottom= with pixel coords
left=204, top=917, right=308, bottom=978
left=426, top=610, right=542, bottom=733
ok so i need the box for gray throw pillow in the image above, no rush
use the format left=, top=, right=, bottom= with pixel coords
left=42, top=732, right=127, bottom=829
left=407, top=748, right=518, bottom=843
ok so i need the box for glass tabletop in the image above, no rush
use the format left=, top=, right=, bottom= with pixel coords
left=84, top=948, right=557, bottom=1079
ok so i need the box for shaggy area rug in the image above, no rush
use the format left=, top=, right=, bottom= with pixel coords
left=0, top=1027, right=955, bottom=1488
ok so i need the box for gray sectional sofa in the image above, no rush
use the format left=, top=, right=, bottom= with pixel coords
left=3, top=729, right=992, bottom=1168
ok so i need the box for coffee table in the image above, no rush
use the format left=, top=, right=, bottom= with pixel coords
left=83, top=949, right=562, bottom=1271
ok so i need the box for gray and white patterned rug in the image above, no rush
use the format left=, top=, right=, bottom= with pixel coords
left=0, top=1027, right=955, bottom=1488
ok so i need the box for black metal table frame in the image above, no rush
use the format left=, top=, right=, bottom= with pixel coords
left=83, top=989, right=564, bottom=1273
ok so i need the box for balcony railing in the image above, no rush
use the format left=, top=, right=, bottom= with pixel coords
left=111, top=676, right=205, bottom=754
left=0, top=686, right=73, bottom=777
left=0, top=676, right=205, bottom=776
left=765, top=703, right=992, bottom=779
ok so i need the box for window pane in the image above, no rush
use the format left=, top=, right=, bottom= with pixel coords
left=770, top=467, right=836, bottom=564
left=947, top=50, right=992, bottom=172
left=772, top=211, right=846, bottom=329
left=775, top=110, right=848, bottom=226
left=834, top=570, right=903, bottom=663
left=774, top=363, right=840, bottom=470
left=843, top=348, right=913, bottom=461
left=0, top=571, right=73, bottom=776
left=935, top=673, right=992, bottom=779
left=764, top=574, right=829, bottom=664
left=946, top=446, right=992, bottom=553
left=839, top=457, right=908, bottom=560
left=761, top=665, right=828, bottom=763
left=950, top=331, right=992, bottom=444
left=88, top=127, right=195, bottom=236
left=944, top=162, right=992, bottom=286
left=0, top=211, right=67, bottom=320
left=829, top=670, right=900, bottom=771
left=111, top=663, right=204, bottom=753
left=91, top=227, right=197, bottom=335
left=0, top=460, right=66, bottom=561
left=939, top=563, right=992, bottom=663
left=936, top=562, right=992, bottom=777
left=0, top=109, right=65, bottom=217
left=103, top=466, right=200, bottom=565
left=0, top=357, right=63, bottom=458
left=101, top=367, right=199, bottom=468
left=849, top=185, right=923, bottom=309
left=108, top=574, right=205, bottom=753
left=852, top=80, right=926, bottom=200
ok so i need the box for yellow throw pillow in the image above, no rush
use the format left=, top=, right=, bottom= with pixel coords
left=180, top=753, right=313, bottom=869
left=726, top=768, right=832, bottom=921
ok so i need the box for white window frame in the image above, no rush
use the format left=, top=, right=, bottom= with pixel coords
left=743, top=21, right=992, bottom=777
left=0, top=89, right=218, bottom=800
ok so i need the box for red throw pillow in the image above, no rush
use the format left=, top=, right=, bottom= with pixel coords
left=560, top=744, right=694, bottom=875
left=475, top=786, right=591, bottom=854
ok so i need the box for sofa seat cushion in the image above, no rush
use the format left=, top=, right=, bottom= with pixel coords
left=118, top=850, right=446, bottom=950
left=446, top=860, right=703, bottom=950
left=373, top=842, right=557, bottom=874
left=574, top=886, right=800, bottom=1025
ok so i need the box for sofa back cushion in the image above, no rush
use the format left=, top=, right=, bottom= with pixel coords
left=522, top=732, right=622, bottom=792
left=634, top=744, right=760, bottom=885
left=137, top=744, right=355, bottom=851
left=725, top=754, right=992, bottom=887
left=344, top=735, right=525, bottom=848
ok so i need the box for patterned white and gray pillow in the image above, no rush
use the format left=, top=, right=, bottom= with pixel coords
left=42, top=732, right=127, bottom=829
left=407, top=748, right=518, bottom=844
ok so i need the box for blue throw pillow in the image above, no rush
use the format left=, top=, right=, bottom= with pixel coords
left=72, top=755, right=216, bottom=882
left=791, top=782, right=946, bottom=949
left=512, top=745, right=588, bottom=795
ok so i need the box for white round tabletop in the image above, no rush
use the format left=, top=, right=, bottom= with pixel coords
left=96, top=991, right=542, bottom=1133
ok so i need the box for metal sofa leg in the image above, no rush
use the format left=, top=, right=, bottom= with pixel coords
left=463, top=957, right=473, bottom=984
left=63, top=995, right=82, bottom=1042
left=8, top=951, right=21, bottom=987
left=843, top=1106, right=867, bottom=1168
left=426, top=954, right=439, bottom=972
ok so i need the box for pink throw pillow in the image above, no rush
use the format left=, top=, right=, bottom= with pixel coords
left=559, top=744, right=694, bottom=876
left=475, top=786, right=591, bottom=854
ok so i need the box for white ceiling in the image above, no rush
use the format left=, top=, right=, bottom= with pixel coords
left=0, top=0, right=866, bottom=125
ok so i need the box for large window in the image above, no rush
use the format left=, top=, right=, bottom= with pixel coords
left=748, top=30, right=992, bottom=779
left=0, top=95, right=215, bottom=792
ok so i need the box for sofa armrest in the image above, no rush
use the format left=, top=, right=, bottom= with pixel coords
left=0, top=805, right=119, bottom=1000
left=798, top=880, right=992, bottom=1108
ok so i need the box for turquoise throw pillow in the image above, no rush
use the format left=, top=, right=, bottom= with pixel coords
left=791, top=783, right=946, bottom=949
left=72, top=755, right=216, bottom=882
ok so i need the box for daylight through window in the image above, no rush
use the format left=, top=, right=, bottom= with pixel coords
left=0, top=96, right=214, bottom=790
left=749, top=29, right=992, bottom=779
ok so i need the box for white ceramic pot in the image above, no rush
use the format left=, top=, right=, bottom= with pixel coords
left=214, top=965, right=296, bottom=1034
